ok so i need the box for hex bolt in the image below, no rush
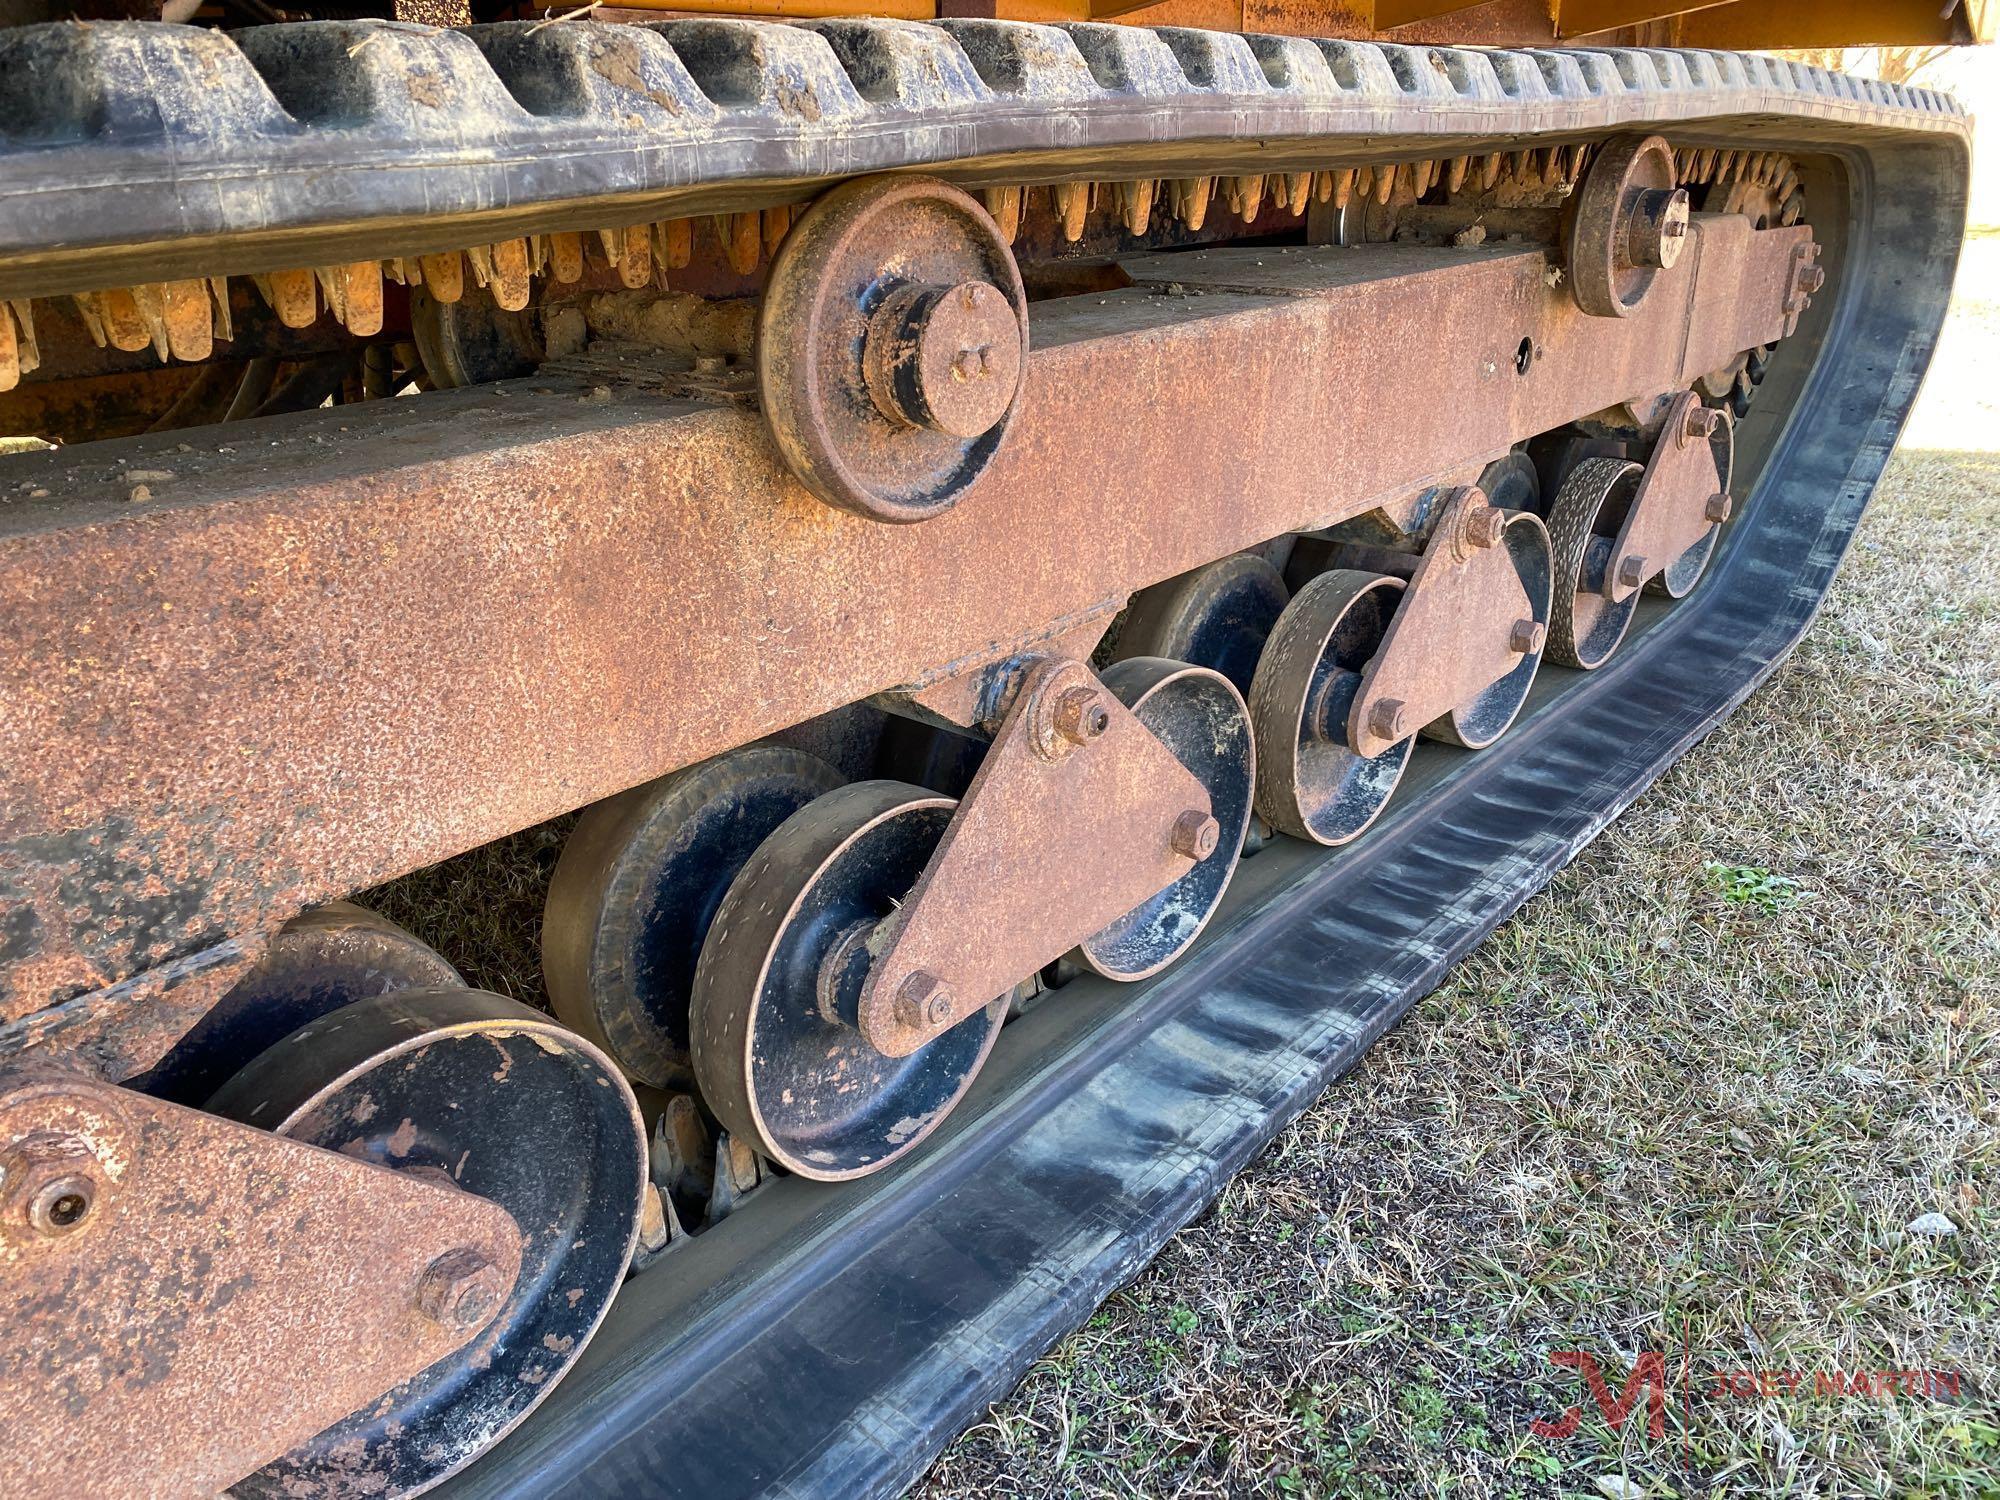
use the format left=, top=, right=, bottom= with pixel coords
left=1461, top=505, right=1505, bottom=550
left=414, top=1248, right=508, bottom=1334
left=1683, top=403, right=1721, bottom=441
left=1169, top=809, right=1222, bottom=861
left=1, top=1133, right=102, bottom=1241
left=1052, top=685, right=1111, bottom=746
left=1368, top=698, right=1409, bottom=741
left=894, top=971, right=956, bottom=1032
left=1509, top=618, right=1546, bottom=655
left=1705, top=492, right=1733, bottom=524
left=1617, top=554, right=1649, bottom=590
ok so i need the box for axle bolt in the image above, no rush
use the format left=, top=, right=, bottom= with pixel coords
left=1170, top=810, right=1222, bottom=861
left=1368, top=698, right=1410, bottom=742
left=1462, top=505, right=1506, bottom=550
left=1617, top=554, right=1649, bottom=590
left=414, top=1248, right=508, bottom=1334
left=894, top=971, right=957, bottom=1031
left=1, top=1133, right=103, bottom=1241
left=1053, top=686, right=1111, bottom=746
left=1683, top=403, right=1722, bottom=441
left=1509, top=618, right=1546, bottom=655
left=1704, top=492, right=1733, bottom=524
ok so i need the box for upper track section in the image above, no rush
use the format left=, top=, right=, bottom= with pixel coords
left=0, top=18, right=1969, bottom=300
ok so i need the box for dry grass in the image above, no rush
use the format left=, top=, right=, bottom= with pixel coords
left=913, top=431, right=2000, bottom=1488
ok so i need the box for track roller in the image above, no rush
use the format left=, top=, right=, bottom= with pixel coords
left=1477, top=450, right=1542, bottom=518
left=1114, top=554, right=1291, bottom=697
left=689, top=781, right=1004, bottom=1181
left=1546, top=457, right=1647, bottom=668
left=133, top=902, right=460, bottom=1107
left=759, top=175, right=1028, bottom=524
left=1248, top=570, right=1412, bottom=845
left=1071, top=660, right=1255, bottom=980
left=208, top=987, right=646, bottom=1498
left=544, top=746, right=845, bottom=1090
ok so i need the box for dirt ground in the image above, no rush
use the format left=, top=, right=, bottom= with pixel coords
left=910, top=247, right=1999, bottom=1498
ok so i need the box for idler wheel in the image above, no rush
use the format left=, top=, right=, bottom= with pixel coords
left=1546, top=457, right=1646, bottom=669
left=1425, top=510, right=1553, bottom=748
left=1568, top=134, right=1688, bottom=319
left=543, top=746, right=844, bottom=1090
left=1248, top=570, right=1412, bottom=846
left=1072, top=660, right=1254, bottom=980
left=760, top=175, right=1028, bottom=523
left=208, top=987, right=646, bottom=1499
left=1114, top=553, right=1292, bottom=698
left=133, top=902, right=460, bottom=1107
left=688, top=782, right=1006, bottom=1181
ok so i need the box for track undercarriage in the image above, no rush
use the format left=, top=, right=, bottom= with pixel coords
left=0, top=17, right=1970, bottom=1498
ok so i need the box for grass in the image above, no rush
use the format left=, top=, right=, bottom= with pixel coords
left=912, top=445, right=2000, bottom=1498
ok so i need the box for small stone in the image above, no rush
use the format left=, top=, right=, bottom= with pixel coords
left=1453, top=223, right=1488, bottom=247
left=127, top=484, right=152, bottom=503
left=123, top=468, right=175, bottom=483
left=1907, top=1212, right=1957, bottom=1237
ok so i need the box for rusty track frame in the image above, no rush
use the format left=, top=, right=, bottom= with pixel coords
left=1, top=215, right=1809, bottom=1069
left=425, top=120, right=1964, bottom=1500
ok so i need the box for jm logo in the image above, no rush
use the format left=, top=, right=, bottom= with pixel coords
left=1532, top=1351, right=1669, bottom=1440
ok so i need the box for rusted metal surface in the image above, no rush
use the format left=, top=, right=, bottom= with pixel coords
left=757, top=175, right=1027, bottom=523
left=857, top=657, right=1214, bottom=1057
left=1607, top=391, right=1737, bottom=601
left=0, top=223, right=1810, bottom=1053
left=1568, top=134, right=1689, bottom=318
left=0, top=1066, right=523, bottom=1499
left=1340, top=490, right=1550, bottom=758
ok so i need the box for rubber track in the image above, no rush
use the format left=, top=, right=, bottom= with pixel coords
left=0, top=18, right=1967, bottom=299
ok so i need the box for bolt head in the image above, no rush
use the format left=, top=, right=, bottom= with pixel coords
left=1368, top=697, right=1409, bottom=742
left=1684, top=403, right=1721, bottom=441
left=1617, top=554, right=1649, bottom=590
left=1509, top=618, right=1546, bottom=655
left=1, top=1133, right=103, bottom=1241
left=1170, top=810, right=1222, bottom=861
left=414, top=1248, right=508, bottom=1334
left=1462, top=505, right=1505, bottom=550
left=1053, top=685, right=1111, bottom=746
left=894, top=971, right=957, bottom=1032
left=1705, top=491, right=1733, bottom=524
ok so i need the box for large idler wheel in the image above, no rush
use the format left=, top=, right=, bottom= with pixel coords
left=689, top=782, right=1006, bottom=1180
left=1072, top=660, right=1255, bottom=980
left=1568, top=134, right=1689, bottom=319
left=1249, top=570, right=1412, bottom=846
left=208, top=987, right=646, bottom=1497
left=1546, top=457, right=1647, bottom=669
left=1114, top=554, right=1291, bottom=698
left=760, top=175, right=1028, bottom=523
left=133, top=901, right=461, bottom=1107
left=543, top=746, right=844, bottom=1090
